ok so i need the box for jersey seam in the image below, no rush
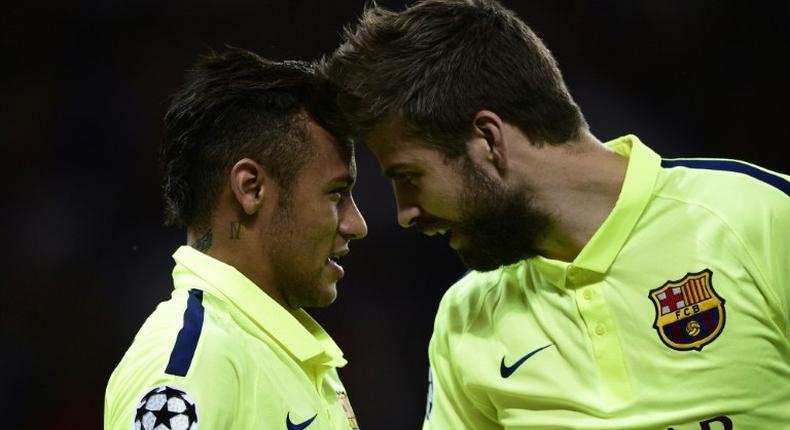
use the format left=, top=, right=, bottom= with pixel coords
left=453, top=271, right=506, bottom=422
left=652, top=192, right=784, bottom=329
left=662, top=159, right=789, bottom=197
left=465, top=270, right=506, bottom=333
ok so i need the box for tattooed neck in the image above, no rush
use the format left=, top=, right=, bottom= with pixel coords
left=192, top=229, right=213, bottom=252
left=230, top=221, right=241, bottom=240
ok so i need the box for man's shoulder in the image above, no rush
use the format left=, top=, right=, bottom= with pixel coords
left=657, top=158, right=788, bottom=206
left=434, top=264, right=521, bottom=331
left=123, top=289, right=196, bottom=360
left=105, top=288, right=256, bottom=428
left=445, top=267, right=506, bottom=301
left=655, top=158, right=789, bottom=239
left=107, top=289, right=249, bottom=389
left=127, top=289, right=238, bottom=351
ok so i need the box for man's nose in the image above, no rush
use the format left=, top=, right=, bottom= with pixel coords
left=340, top=197, right=368, bottom=240
left=396, top=199, right=421, bottom=228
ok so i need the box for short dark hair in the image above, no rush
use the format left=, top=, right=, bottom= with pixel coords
left=161, top=48, right=347, bottom=228
left=325, top=0, right=587, bottom=156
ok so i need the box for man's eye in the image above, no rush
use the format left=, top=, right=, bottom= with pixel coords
left=395, top=172, right=418, bottom=184
left=329, top=188, right=348, bottom=202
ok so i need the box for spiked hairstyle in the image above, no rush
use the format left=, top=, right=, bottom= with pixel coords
left=161, top=48, right=348, bottom=228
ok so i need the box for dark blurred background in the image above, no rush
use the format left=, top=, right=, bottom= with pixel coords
left=2, top=1, right=788, bottom=429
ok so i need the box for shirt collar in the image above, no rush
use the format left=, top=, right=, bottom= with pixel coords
left=532, top=134, right=660, bottom=286
left=171, top=245, right=346, bottom=367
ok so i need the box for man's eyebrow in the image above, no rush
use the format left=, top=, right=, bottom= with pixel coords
left=328, top=174, right=356, bottom=188
left=383, top=163, right=417, bottom=179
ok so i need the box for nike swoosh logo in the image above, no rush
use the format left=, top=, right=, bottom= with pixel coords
left=500, top=344, right=554, bottom=378
left=286, top=412, right=317, bottom=430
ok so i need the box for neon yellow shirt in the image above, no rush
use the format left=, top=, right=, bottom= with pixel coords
left=105, top=246, right=360, bottom=430
left=424, top=135, right=789, bottom=429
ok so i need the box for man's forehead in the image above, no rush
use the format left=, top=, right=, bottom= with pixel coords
left=327, top=141, right=357, bottom=182
left=306, top=148, right=357, bottom=190
left=365, top=121, right=427, bottom=158
left=306, top=117, right=353, bottom=155
left=370, top=139, right=452, bottom=180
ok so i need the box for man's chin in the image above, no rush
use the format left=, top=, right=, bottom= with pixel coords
left=307, top=285, right=338, bottom=309
left=290, top=283, right=338, bottom=310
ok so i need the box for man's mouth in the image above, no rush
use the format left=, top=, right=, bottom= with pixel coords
left=416, top=219, right=452, bottom=237
left=420, top=226, right=451, bottom=236
left=327, top=248, right=349, bottom=277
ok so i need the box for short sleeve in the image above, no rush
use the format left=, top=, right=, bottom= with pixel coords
left=422, top=294, right=498, bottom=430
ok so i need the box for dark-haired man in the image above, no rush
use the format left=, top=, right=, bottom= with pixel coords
left=105, top=49, right=366, bottom=430
left=325, top=0, right=790, bottom=428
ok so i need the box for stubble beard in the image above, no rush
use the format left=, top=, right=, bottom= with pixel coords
left=267, top=199, right=334, bottom=310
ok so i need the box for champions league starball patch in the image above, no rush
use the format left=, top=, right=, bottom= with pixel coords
left=134, top=385, right=199, bottom=430
left=649, top=269, right=726, bottom=351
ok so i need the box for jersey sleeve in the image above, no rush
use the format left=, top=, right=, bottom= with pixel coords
left=735, top=169, right=790, bottom=339
left=760, top=173, right=790, bottom=337
left=422, top=289, right=497, bottom=430
left=104, top=323, right=245, bottom=429
left=104, top=291, right=271, bottom=430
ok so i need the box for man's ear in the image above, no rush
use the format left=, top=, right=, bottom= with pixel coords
left=229, top=158, right=267, bottom=215
left=469, top=110, right=507, bottom=173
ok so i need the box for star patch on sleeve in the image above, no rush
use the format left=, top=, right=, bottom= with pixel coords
left=134, top=385, right=199, bottom=430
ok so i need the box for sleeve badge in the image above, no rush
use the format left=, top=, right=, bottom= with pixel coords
left=134, top=385, right=199, bottom=430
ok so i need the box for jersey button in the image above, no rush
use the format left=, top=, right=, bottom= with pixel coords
left=583, top=289, right=592, bottom=300
left=595, top=324, right=606, bottom=336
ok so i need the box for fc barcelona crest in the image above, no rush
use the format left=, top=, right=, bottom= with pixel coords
left=648, top=269, right=726, bottom=351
